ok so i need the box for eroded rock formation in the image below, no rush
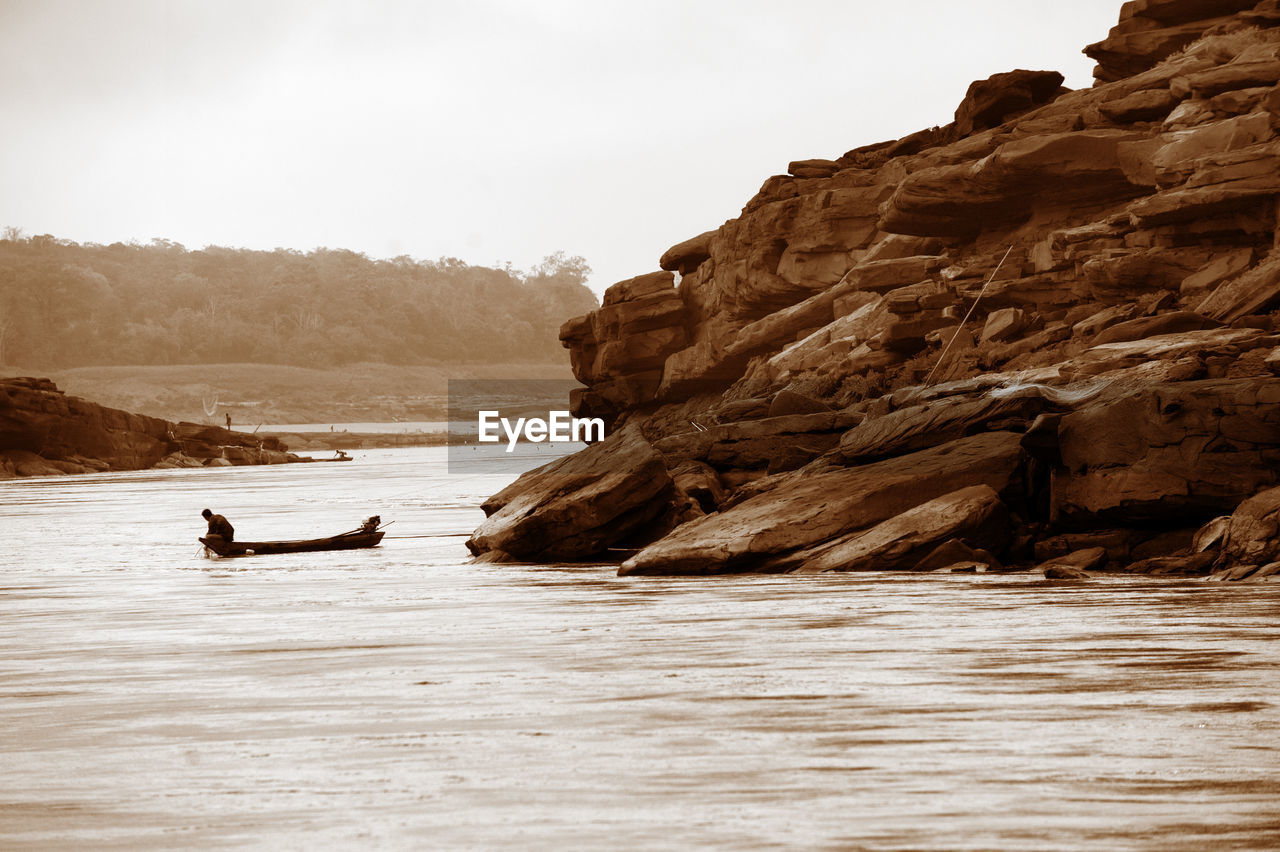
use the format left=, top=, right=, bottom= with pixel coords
left=469, top=0, right=1280, bottom=580
left=0, top=377, right=300, bottom=477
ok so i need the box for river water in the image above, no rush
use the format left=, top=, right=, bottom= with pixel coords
left=3, top=447, right=1280, bottom=850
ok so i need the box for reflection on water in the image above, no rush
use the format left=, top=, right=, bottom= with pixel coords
left=2, top=448, right=1280, bottom=849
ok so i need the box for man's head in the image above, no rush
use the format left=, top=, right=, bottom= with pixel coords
left=201, top=509, right=212, bottom=519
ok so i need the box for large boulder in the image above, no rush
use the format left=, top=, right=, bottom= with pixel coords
left=1052, top=378, right=1280, bottom=525
left=1196, top=251, right=1280, bottom=321
left=1216, top=485, right=1280, bottom=569
left=1182, top=59, right=1280, bottom=98
left=880, top=130, right=1154, bottom=237
left=1083, top=247, right=1219, bottom=301
left=723, top=291, right=833, bottom=360
left=741, top=296, right=894, bottom=388
left=1090, top=310, right=1222, bottom=345
left=467, top=424, right=675, bottom=562
left=659, top=230, right=715, bottom=275
left=1084, top=1, right=1257, bottom=83
left=1132, top=138, right=1280, bottom=227
left=1100, top=88, right=1180, bottom=123
left=1037, top=546, right=1109, bottom=577
left=559, top=271, right=689, bottom=410
left=656, top=338, right=753, bottom=402
left=618, top=431, right=1027, bottom=576
left=954, top=70, right=1065, bottom=137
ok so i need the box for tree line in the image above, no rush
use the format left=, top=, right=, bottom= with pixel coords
left=0, top=230, right=598, bottom=367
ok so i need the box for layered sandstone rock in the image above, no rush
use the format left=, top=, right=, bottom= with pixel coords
left=618, top=431, right=1027, bottom=576
left=466, top=423, right=676, bottom=562
left=1206, top=484, right=1280, bottom=577
left=475, top=0, right=1280, bottom=578
left=1052, top=377, right=1280, bottom=524
left=773, top=485, right=1010, bottom=574
left=0, top=377, right=298, bottom=478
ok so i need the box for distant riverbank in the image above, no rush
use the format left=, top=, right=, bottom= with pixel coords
left=7, top=362, right=575, bottom=425
left=262, top=425, right=451, bottom=452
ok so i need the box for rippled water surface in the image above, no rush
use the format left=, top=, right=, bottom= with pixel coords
left=3, top=447, right=1280, bottom=850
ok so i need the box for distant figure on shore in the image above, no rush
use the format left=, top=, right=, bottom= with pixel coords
left=225, top=413, right=232, bottom=430
left=201, top=508, right=235, bottom=542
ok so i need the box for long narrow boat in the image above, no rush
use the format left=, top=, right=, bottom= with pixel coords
left=199, top=529, right=385, bottom=557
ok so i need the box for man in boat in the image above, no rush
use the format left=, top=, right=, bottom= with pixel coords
left=201, top=508, right=235, bottom=542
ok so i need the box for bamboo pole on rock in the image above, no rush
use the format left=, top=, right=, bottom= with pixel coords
left=922, top=245, right=1014, bottom=388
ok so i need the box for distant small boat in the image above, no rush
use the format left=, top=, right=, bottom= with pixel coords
left=200, top=528, right=384, bottom=557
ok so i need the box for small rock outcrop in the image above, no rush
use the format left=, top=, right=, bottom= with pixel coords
left=1205, top=484, right=1280, bottom=578
left=466, top=423, right=677, bottom=562
left=475, top=0, right=1280, bottom=578
left=0, top=377, right=299, bottom=477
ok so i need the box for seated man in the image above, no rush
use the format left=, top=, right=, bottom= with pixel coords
left=201, top=508, right=235, bottom=542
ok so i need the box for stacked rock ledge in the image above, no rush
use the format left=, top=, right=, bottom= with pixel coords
left=469, top=0, right=1280, bottom=581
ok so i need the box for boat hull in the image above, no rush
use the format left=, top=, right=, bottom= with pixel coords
left=199, top=530, right=385, bottom=557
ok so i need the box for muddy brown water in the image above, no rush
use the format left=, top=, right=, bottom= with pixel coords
left=3, top=447, right=1279, bottom=849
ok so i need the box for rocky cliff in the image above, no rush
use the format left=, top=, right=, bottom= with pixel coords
left=0, top=377, right=300, bottom=477
left=469, top=0, right=1280, bottom=583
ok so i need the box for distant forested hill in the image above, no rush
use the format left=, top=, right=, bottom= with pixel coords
left=0, top=232, right=599, bottom=367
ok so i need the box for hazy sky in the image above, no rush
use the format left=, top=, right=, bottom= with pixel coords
left=1, top=0, right=1124, bottom=294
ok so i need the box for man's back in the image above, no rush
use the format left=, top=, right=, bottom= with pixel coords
left=208, top=514, right=235, bottom=541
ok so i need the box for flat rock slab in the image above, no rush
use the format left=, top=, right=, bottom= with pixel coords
left=1063, top=327, right=1272, bottom=378
left=1036, top=546, right=1109, bottom=575
left=1196, top=252, right=1280, bottom=322
left=619, top=431, right=1026, bottom=576
left=776, top=485, right=1008, bottom=573
left=1044, top=565, right=1092, bottom=580
left=838, top=390, right=1065, bottom=464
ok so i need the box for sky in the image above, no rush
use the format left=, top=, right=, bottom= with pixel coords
left=0, top=0, right=1125, bottom=296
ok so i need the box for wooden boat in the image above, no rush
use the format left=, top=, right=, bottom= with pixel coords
left=199, top=528, right=384, bottom=557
